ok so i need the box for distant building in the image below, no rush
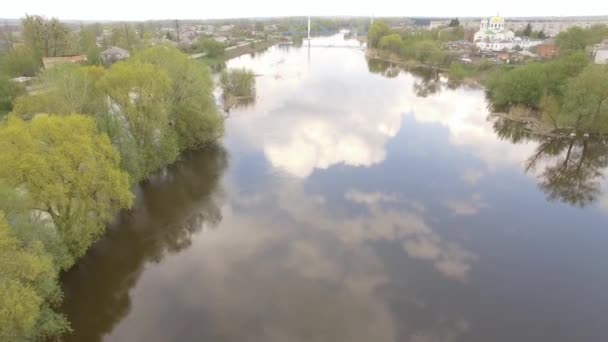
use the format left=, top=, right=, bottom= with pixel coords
left=100, top=46, right=130, bottom=65
left=474, top=16, right=543, bottom=52
left=474, top=16, right=515, bottom=45
left=535, top=39, right=560, bottom=59
left=429, top=20, right=450, bottom=29
left=42, top=55, right=88, bottom=69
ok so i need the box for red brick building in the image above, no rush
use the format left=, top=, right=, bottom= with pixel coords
left=535, top=39, right=560, bottom=59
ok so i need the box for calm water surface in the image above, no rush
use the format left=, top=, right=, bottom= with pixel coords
left=61, top=35, right=608, bottom=342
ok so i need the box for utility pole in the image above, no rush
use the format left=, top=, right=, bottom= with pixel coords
left=307, top=16, right=311, bottom=39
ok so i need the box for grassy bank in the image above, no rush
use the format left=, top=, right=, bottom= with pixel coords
left=198, top=39, right=280, bottom=67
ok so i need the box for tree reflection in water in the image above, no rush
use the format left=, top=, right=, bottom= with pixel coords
left=492, top=115, right=608, bottom=207
left=367, top=58, right=442, bottom=98
left=60, top=145, right=228, bottom=342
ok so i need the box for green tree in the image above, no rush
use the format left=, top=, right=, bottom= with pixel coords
left=560, top=65, right=608, bottom=132
left=449, top=18, right=460, bottom=27
left=0, top=212, right=70, bottom=341
left=0, top=73, right=24, bottom=117
left=109, top=24, right=140, bottom=51
left=220, top=68, right=255, bottom=98
left=77, top=25, right=101, bottom=65
left=22, top=15, right=71, bottom=59
left=0, top=183, right=73, bottom=270
left=368, top=21, right=391, bottom=49
left=523, top=23, right=532, bottom=37
left=100, top=61, right=178, bottom=181
left=379, top=33, right=403, bottom=54
left=132, top=46, right=224, bottom=150
left=556, top=26, right=590, bottom=52
left=11, top=64, right=107, bottom=119
left=1, top=45, right=40, bottom=76
left=199, top=38, right=225, bottom=58
left=0, top=115, right=133, bottom=258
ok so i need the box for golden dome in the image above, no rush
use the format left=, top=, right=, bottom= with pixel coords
left=489, top=16, right=505, bottom=24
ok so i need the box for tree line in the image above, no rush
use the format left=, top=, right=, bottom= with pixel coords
left=0, top=43, right=223, bottom=340
left=368, top=21, right=463, bottom=68
left=486, top=51, right=608, bottom=133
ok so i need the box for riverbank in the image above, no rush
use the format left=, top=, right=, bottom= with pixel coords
left=199, top=39, right=280, bottom=67
left=366, top=48, right=490, bottom=87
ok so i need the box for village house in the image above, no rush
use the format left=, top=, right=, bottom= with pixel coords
left=100, top=46, right=130, bottom=65
left=42, top=55, right=88, bottom=69
left=595, top=46, right=608, bottom=64
left=534, top=39, right=560, bottom=59
left=587, top=39, right=608, bottom=64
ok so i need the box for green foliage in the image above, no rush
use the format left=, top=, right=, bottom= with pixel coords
left=560, top=65, right=608, bottom=132
left=22, top=15, right=71, bottom=59
left=487, top=64, right=550, bottom=109
left=448, top=63, right=466, bottom=82
left=77, top=25, right=102, bottom=65
left=9, top=46, right=224, bottom=181
left=368, top=22, right=455, bottom=67
left=0, top=115, right=133, bottom=258
left=486, top=52, right=590, bottom=110
left=449, top=18, right=460, bottom=27
left=523, top=23, right=532, bottom=37
left=556, top=25, right=608, bottom=52
left=438, top=26, right=464, bottom=42
left=0, top=74, right=24, bottom=117
left=0, top=184, right=73, bottom=270
left=100, top=61, right=178, bottom=181
left=220, top=68, right=255, bottom=98
left=379, top=34, right=403, bottom=54
left=12, top=64, right=107, bottom=119
left=199, top=38, right=225, bottom=58
left=1, top=45, right=41, bottom=77
left=109, top=24, right=140, bottom=51
left=132, top=46, right=224, bottom=150
left=0, top=212, right=70, bottom=341
left=368, top=21, right=391, bottom=49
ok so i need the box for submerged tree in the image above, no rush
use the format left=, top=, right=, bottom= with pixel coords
left=220, top=68, right=256, bottom=110
left=492, top=116, right=608, bottom=207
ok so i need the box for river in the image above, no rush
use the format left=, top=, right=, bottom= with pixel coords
left=60, top=34, right=608, bottom=342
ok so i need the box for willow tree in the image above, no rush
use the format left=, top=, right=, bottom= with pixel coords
left=0, top=212, right=69, bottom=341
left=132, top=46, right=224, bottom=151
left=100, top=61, right=178, bottom=181
left=0, top=115, right=132, bottom=258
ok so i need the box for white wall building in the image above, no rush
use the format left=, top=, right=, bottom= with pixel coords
left=474, top=16, right=515, bottom=43
left=474, top=16, right=542, bottom=52
left=595, top=48, right=608, bottom=64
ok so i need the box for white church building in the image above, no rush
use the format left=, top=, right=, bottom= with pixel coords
left=473, top=16, right=542, bottom=52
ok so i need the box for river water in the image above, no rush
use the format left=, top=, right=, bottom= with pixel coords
left=60, top=34, right=608, bottom=342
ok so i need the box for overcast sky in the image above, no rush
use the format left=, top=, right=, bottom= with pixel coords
left=4, top=0, right=608, bottom=21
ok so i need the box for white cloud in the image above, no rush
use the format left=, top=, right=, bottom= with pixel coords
left=345, top=190, right=400, bottom=205
left=446, top=193, right=488, bottom=216
left=462, top=169, right=484, bottom=185
left=228, top=44, right=538, bottom=180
